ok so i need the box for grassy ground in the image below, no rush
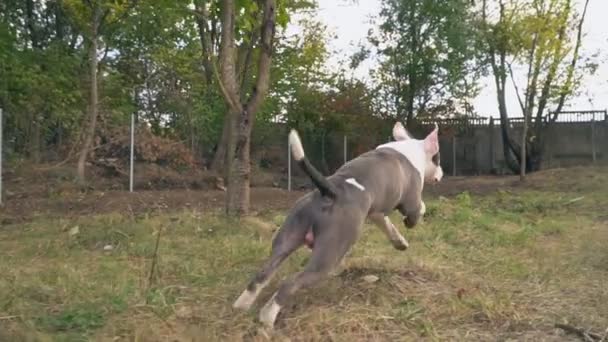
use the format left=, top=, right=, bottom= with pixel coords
left=1, top=167, right=607, bottom=341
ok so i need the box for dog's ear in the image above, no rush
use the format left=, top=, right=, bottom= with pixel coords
left=424, top=123, right=439, bottom=155
left=392, top=122, right=412, bottom=141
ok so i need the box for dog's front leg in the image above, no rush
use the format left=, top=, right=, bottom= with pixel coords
left=398, top=201, right=422, bottom=229
left=369, top=213, right=409, bottom=250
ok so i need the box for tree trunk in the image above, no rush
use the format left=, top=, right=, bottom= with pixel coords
left=76, top=9, right=100, bottom=184
left=216, top=0, right=275, bottom=216
left=26, top=0, right=41, bottom=162
left=520, top=114, right=528, bottom=181
left=25, top=0, right=40, bottom=49
left=528, top=138, right=542, bottom=171
left=495, top=77, right=520, bottom=174
left=194, top=1, right=214, bottom=86
left=406, top=95, right=415, bottom=127
left=210, top=28, right=256, bottom=174
left=210, top=109, right=233, bottom=172
left=527, top=0, right=589, bottom=172
left=226, top=110, right=253, bottom=215
left=406, top=0, right=417, bottom=127
left=190, top=112, right=196, bottom=155
left=226, top=0, right=275, bottom=216
left=320, top=130, right=329, bottom=175
left=29, top=114, right=41, bottom=163
left=223, top=109, right=237, bottom=206
left=486, top=0, right=525, bottom=175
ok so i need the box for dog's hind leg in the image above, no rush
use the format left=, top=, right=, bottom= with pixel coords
left=258, top=224, right=357, bottom=327
left=233, top=217, right=308, bottom=311
left=259, top=269, right=329, bottom=327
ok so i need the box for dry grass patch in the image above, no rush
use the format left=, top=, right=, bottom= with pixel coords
left=1, top=167, right=607, bottom=341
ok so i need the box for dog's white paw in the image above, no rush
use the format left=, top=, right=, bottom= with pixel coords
left=233, top=289, right=256, bottom=310
left=392, top=235, right=409, bottom=250
left=420, top=201, right=426, bottom=216
left=259, top=295, right=281, bottom=328
left=387, top=221, right=409, bottom=250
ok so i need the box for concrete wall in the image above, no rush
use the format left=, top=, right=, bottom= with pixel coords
left=443, top=119, right=608, bottom=175
left=252, top=116, right=608, bottom=177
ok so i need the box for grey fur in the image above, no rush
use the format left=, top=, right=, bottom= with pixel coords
left=234, top=147, right=425, bottom=326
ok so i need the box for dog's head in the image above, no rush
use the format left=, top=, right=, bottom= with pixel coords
left=392, top=122, right=443, bottom=183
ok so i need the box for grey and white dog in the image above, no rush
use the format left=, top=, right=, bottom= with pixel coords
left=233, top=122, right=444, bottom=327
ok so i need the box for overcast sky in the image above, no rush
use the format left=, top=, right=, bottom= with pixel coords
left=309, top=0, right=608, bottom=118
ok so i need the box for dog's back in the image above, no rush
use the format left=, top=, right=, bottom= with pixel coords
left=327, top=147, right=422, bottom=216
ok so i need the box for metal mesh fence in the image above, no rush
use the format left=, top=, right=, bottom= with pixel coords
left=0, top=109, right=606, bottom=203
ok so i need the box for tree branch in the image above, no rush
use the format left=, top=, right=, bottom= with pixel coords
left=193, top=1, right=214, bottom=85
left=97, top=42, right=110, bottom=73
left=555, top=323, right=603, bottom=342
left=238, top=24, right=259, bottom=101
left=99, top=0, right=139, bottom=34
left=245, top=0, right=276, bottom=115
left=218, top=0, right=241, bottom=112
left=490, top=0, right=521, bottom=173
left=551, top=0, right=588, bottom=122
left=535, top=0, right=569, bottom=128
left=508, top=62, right=526, bottom=115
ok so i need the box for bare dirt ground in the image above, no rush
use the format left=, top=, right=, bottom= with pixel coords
left=0, top=187, right=305, bottom=223
left=0, top=163, right=525, bottom=225
left=1, top=161, right=600, bottom=228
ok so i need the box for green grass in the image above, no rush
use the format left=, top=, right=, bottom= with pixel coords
left=1, top=168, right=608, bottom=341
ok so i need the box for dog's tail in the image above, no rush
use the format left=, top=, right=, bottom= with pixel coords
left=289, top=129, right=337, bottom=199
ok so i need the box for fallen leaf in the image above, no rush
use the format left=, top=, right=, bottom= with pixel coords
left=69, top=226, right=80, bottom=236
left=362, top=275, right=380, bottom=283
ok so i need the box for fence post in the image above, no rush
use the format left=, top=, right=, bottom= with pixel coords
left=343, top=135, right=347, bottom=165
left=287, top=134, right=291, bottom=192
left=129, top=113, right=135, bottom=192
left=591, top=115, right=596, bottom=163
left=0, top=108, right=3, bottom=206
left=452, top=135, right=457, bottom=177
left=489, top=117, right=495, bottom=172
